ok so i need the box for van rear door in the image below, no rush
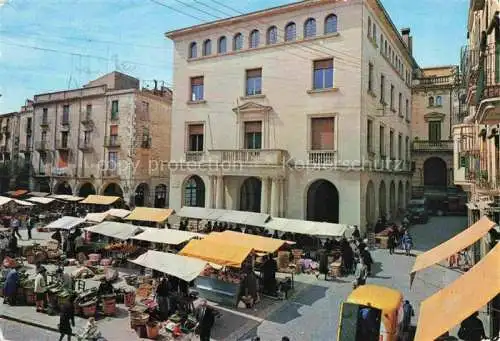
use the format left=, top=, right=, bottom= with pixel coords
left=337, top=302, right=359, bottom=341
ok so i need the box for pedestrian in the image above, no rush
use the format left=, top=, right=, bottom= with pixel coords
left=388, top=228, right=396, bottom=255
left=353, top=257, right=368, bottom=288
left=34, top=267, right=47, bottom=312
left=10, top=216, right=22, bottom=240
left=156, top=277, right=169, bottom=320
left=3, top=266, right=19, bottom=305
left=26, top=215, right=34, bottom=240
left=360, top=247, right=374, bottom=276
left=341, top=238, right=354, bottom=275
left=8, top=231, right=18, bottom=258
left=58, top=294, right=76, bottom=341
left=352, top=225, right=361, bottom=240
left=401, top=300, right=414, bottom=341
left=195, top=299, right=215, bottom=341
left=401, top=230, right=413, bottom=256
left=457, top=312, right=486, bottom=341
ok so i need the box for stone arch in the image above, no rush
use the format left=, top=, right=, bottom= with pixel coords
left=240, top=177, right=262, bottom=212
left=154, top=184, right=168, bottom=208
left=379, top=180, right=387, bottom=219
left=365, top=180, right=376, bottom=226
left=101, top=182, right=124, bottom=197
left=424, top=157, right=447, bottom=188
left=78, top=182, right=96, bottom=197
left=54, top=181, right=72, bottom=195
left=398, top=180, right=404, bottom=210
left=306, top=179, right=340, bottom=223
left=134, top=182, right=149, bottom=207
left=390, top=181, right=396, bottom=218
left=183, top=175, right=205, bottom=207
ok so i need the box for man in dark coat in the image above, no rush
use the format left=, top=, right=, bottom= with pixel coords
left=261, top=255, right=278, bottom=296
left=58, top=294, right=75, bottom=341
left=458, top=312, right=486, bottom=341
left=195, top=299, right=215, bottom=341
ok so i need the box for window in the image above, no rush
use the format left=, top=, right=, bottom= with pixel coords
left=184, top=176, right=204, bottom=207
left=233, top=33, right=243, bottom=51
left=405, top=99, right=409, bottom=120
left=304, top=18, right=316, bottom=38
left=267, top=26, right=278, bottom=44
left=389, top=130, right=394, bottom=158
left=367, top=119, right=373, bottom=153
left=41, top=131, right=47, bottom=142
left=249, top=30, right=260, bottom=48
left=405, top=136, right=410, bottom=160
left=111, top=100, right=119, bottom=119
left=398, top=134, right=402, bottom=159
left=188, top=124, right=204, bottom=151
left=384, top=41, right=387, bottom=55
left=142, top=127, right=150, bottom=148
left=428, top=121, right=441, bottom=142
left=110, top=125, right=118, bottom=138
left=202, top=39, right=212, bottom=56
left=436, top=95, right=442, bottom=106
left=379, top=125, right=385, bottom=156
left=190, top=76, right=204, bottom=101
left=368, top=17, right=372, bottom=37
left=27, top=117, right=32, bottom=131
left=285, top=22, right=296, bottom=41
left=398, top=93, right=402, bottom=116
left=428, top=96, right=434, bottom=107
left=218, top=36, right=227, bottom=54
left=141, top=101, right=150, bottom=121
left=189, top=42, right=197, bottom=59
left=372, top=23, right=377, bottom=42
left=368, top=63, right=374, bottom=92
left=380, top=75, right=385, bottom=104
left=108, top=151, right=118, bottom=170
left=313, top=59, right=334, bottom=90
left=246, top=68, right=262, bottom=96
left=62, top=105, right=70, bottom=124
left=390, top=84, right=394, bottom=110
left=324, top=14, right=338, bottom=34
left=380, top=34, right=383, bottom=48
left=86, top=104, right=92, bottom=117
left=244, top=121, right=262, bottom=149
left=84, top=131, right=91, bottom=144
left=61, top=132, right=69, bottom=148
left=311, top=117, right=335, bottom=150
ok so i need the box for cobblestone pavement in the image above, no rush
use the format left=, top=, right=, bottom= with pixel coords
left=0, top=319, right=59, bottom=341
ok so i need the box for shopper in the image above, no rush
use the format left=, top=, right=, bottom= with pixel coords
left=354, top=257, right=368, bottom=288
left=195, top=299, right=215, bottom=341
left=34, top=267, right=47, bottom=312
left=58, top=294, right=76, bottom=341
left=10, top=217, right=22, bottom=240
left=458, top=312, right=486, bottom=341
left=3, top=266, right=19, bottom=305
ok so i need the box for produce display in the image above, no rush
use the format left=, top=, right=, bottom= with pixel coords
left=200, top=266, right=243, bottom=284
left=104, top=242, right=137, bottom=253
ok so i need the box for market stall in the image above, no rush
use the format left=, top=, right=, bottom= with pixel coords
left=132, top=228, right=203, bottom=252
left=125, top=207, right=174, bottom=228
left=180, top=239, right=254, bottom=306
left=5, top=189, right=29, bottom=198
left=84, top=209, right=131, bottom=223
left=28, top=192, right=50, bottom=197
left=49, top=194, right=84, bottom=202
left=26, top=197, right=56, bottom=205
left=80, top=195, right=122, bottom=212
left=43, top=216, right=86, bottom=231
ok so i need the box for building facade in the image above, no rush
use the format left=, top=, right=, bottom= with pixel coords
left=411, top=66, right=458, bottom=193
left=167, top=0, right=417, bottom=231
left=28, top=72, right=172, bottom=207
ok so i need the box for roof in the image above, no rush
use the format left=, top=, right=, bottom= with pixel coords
left=126, top=207, right=174, bottom=223
left=49, top=194, right=84, bottom=202
left=27, top=197, right=55, bottom=205
left=84, top=221, right=144, bottom=240
left=347, top=284, right=403, bottom=312
left=45, top=216, right=86, bottom=230
left=132, top=228, right=204, bottom=245
left=204, top=230, right=285, bottom=253
left=28, top=192, right=50, bottom=197
left=80, top=195, right=121, bottom=205
left=179, top=239, right=253, bottom=268
left=129, top=250, right=207, bottom=282
left=264, top=217, right=348, bottom=237
left=410, top=216, right=496, bottom=283
left=414, top=243, right=500, bottom=341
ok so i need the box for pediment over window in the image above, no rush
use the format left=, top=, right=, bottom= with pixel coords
left=232, top=101, right=272, bottom=114
left=424, top=112, right=446, bottom=122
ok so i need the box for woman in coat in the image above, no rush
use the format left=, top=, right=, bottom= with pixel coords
left=58, top=294, right=76, bottom=341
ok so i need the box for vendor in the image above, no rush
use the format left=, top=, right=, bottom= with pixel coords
left=3, top=266, right=19, bottom=305
left=261, top=254, right=278, bottom=296
left=97, top=278, right=114, bottom=296
left=34, top=266, right=47, bottom=312
left=56, top=268, right=73, bottom=290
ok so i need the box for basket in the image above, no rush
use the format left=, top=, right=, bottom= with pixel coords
left=124, top=291, right=136, bottom=307
left=79, top=300, right=97, bottom=318
left=26, top=254, right=35, bottom=264
left=146, top=322, right=160, bottom=339
left=277, top=251, right=290, bottom=270
left=102, top=296, right=116, bottom=316
left=130, top=312, right=149, bottom=329
left=24, top=288, right=35, bottom=305
left=88, top=254, right=101, bottom=262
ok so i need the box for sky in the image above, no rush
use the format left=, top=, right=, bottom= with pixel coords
left=0, top=0, right=468, bottom=113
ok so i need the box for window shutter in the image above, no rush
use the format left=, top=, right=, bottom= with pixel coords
left=314, top=59, right=333, bottom=70
left=244, top=121, right=262, bottom=133
left=191, top=77, right=204, bottom=86
left=311, top=118, right=334, bottom=150
left=189, top=124, right=204, bottom=135
left=110, top=125, right=119, bottom=135
left=246, top=69, right=262, bottom=78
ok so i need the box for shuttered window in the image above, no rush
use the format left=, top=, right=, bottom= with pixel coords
left=428, top=121, right=441, bottom=142
left=313, top=59, right=334, bottom=89
left=311, top=117, right=335, bottom=150
left=188, top=124, right=204, bottom=151
left=110, top=125, right=118, bottom=136
left=246, top=68, right=262, bottom=96
left=191, top=76, right=204, bottom=101
left=244, top=121, right=262, bottom=149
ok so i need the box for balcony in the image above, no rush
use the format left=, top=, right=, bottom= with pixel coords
left=101, top=169, right=119, bottom=178
left=81, top=115, right=93, bottom=125
left=33, top=166, right=50, bottom=177
left=78, top=139, right=93, bottom=151
left=52, top=167, right=72, bottom=177
left=55, top=139, right=70, bottom=150
left=308, top=151, right=336, bottom=165
left=412, top=140, right=453, bottom=152
left=19, top=144, right=32, bottom=153
left=185, top=151, right=203, bottom=162
left=206, top=149, right=286, bottom=165
left=35, top=141, right=49, bottom=151
left=60, top=121, right=70, bottom=131
left=0, top=146, right=6, bottom=153
left=413, top=75, right=455, bottom=88
left=104, top=136, right=120, bottom=148
left=40, top=120, right=49, bottom=128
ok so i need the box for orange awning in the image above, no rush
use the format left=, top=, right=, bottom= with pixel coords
left=179, top=239, right=253, bottom=268
left=203, top=230, right=286, bottom=254
left=12, top=190, right=28, bottom=197
left=414, top=243, right=500, bottom=341
left=410, top=216, right=495, bottom=284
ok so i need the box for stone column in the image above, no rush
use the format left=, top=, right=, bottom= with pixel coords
left=216, top=175, right=224, bottom=209
left=270, top=177, right=279, bottom=217
left=206, top=176, right=214, bottom=209
left=260, top=177, right=270, bottom=214
left=278, top=178, right=285, bottom=217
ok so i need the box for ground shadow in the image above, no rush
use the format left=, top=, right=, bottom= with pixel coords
left=292, top=284, right=328, bottom=306
left=266, top=301, right=302, bottom=324
left=371, top=261, right=383, bottom=276
left=237, top=325, right=258, bottom=340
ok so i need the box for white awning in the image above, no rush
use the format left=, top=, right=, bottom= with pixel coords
left=49, top=194, right=84, bottom=202
left=28, top=192, right=50, bottom=197
left=106, top=209, right=131, bottom=218
left=0, top=196, right=34, bottom=207
left=85, top=212, right=110, bottom=223
left=133, top=228, right=204, bottom=245
left=45, top=216, right=86, bottom=230
left=0, top=196, right=13, bottom=207
left=13, top=199, right=35, bottom=206
left=129, top=250, right=206, bottom=282
left=218, top=210, right=270, bottom=227
left=176, top=206, right=225, bottom=220
left=27, top=197, right=56, bottom=205
left=84, top=221, right=144, bottom=240
left=264, top=217, right=348, bottom=237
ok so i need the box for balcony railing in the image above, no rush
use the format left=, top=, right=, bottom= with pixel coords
left=40, top=120, right=49, bottom=127
left=35, top=141, right=49, bottom=151
left=52, top=167, right=71, bottom=177
left=104, top=136, right=120, bottom=148
left=414, top=75, right=455, bottom=87
left=203, top=149, right=286, bottom=165
left=185, top=151, right=203, bottom=162
left=78, top=139, right=93, bottom=151
left=81, top=115, right=93, bottom=125
left=412, top=140, right=453, bottom=152
left=55, top=139, right=70, bottom=150
left=308, top=151, right=336, bottom=164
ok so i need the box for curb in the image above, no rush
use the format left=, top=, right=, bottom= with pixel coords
left=0, top=314, right=76, bottom=336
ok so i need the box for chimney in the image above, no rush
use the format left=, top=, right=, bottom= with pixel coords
left=401, top=27, right=412, bottom=55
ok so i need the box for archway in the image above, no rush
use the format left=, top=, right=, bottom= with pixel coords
left=378, top=181, right=387, bottom=219
left=154, top=184, right=167, bottom=208
left=365, top=181, right=376, bottom=227
left=390, top=181, right=396, bottom=218
left=398, top=180, right=404, bottom=210
left=183, top=175, right=205, bottom=207
left=134, top=183, right=149, bottom=207
left=102, top=183, right=124, bottom=197
left=78, top=183, right=96, bottom=197
left=240, top=177, right=262, bottom=212
left=54, top=181, right=72, bottom=195
left=423, top=157, right=447, bottom=188
left=306, top=179, right=339, bottom=223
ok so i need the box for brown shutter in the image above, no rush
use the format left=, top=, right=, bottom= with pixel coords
left=244, top=121, right=262, bottom=133
left=246, top=69, right=262, bottom=78
left=314, top=59, right=333, bottom=70
left=311, top=118, right=334, bottom=150
left=189, top=124, right=204, bottom=135
left=110, top=125, right=118, bottom=135
left=191, top=76, right=204, bottom=86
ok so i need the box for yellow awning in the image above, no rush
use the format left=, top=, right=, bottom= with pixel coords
left=203, top=230, right=285, bottom=254
left=179, top=239, right=253, bottom=268
left=414, top=243, right=500, bottom=341
left=125, top=207, right=174, bottom=223
left=411, top=216, right=495, bottom=283
left=80, top=195, right=121, bottom=205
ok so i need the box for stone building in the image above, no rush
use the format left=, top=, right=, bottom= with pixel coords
left=166, top=0, right=417, bottom=231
